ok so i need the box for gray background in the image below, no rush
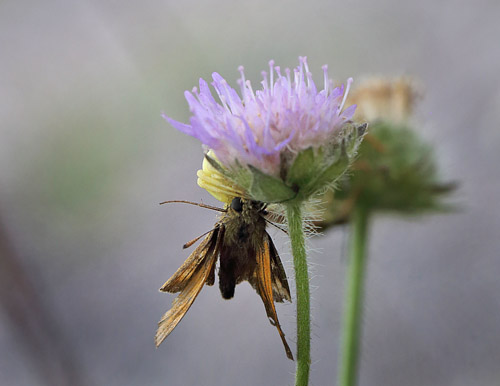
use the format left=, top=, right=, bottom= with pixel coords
left=1, top=0, right=499, bottom=385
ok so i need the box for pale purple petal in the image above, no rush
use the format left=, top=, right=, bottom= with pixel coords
left=197, top=78, right=218, bottom=109
left=341, top=104, right=357, bottom=121
left=211, top=73, right=243, bottom=114
left=162, top=114, right=194, bottom=136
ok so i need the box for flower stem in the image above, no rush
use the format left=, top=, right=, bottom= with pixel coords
left=286, top=202, right=310, bottom=386
left=338, top=205, right=370, bottom=386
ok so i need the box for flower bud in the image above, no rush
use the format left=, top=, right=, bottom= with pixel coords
left=314, top=77, right=455, bottom=229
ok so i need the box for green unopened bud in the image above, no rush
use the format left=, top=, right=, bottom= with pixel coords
left=313, top=77, right=455, bottom=230
left=315, top=121, right=456, bottom=229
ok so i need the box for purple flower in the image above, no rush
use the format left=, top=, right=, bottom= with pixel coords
left=164, top=57, right=356, bottom=178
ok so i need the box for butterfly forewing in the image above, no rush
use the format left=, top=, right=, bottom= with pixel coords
left=155, top=227, right=224, bottom=347
left=267, top=234, right=292, bottom=303
left=155, top=253, right=217, bottom=347
left=255, top=234, right=294, bottom=360
left=160, top=227, right=220, bottom=293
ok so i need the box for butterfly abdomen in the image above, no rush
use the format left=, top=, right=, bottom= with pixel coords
left=217, top=199, right=266, bottom=299
left=218, top=234, right=259, bottom=299
left=219, top=252, right=237, bottom=299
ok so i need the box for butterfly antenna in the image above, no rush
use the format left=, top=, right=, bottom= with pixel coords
left=182, top=227, right=218, bottom=249
left=159, top=200, right=226, bottom=213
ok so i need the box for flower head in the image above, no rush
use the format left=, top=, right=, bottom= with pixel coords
left=165, top=57, right=365, bottom=203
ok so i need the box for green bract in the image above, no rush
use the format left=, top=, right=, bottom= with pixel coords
left=207, top=123, right=367, bottom=204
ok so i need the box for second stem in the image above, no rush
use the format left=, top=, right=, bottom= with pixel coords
left=338, top=205, right=370, bottom=386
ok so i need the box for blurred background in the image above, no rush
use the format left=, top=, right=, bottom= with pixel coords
left=1, top=0, right=499, bottom=385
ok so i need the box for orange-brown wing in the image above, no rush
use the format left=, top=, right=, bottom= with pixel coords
left=155, top=255, right=216, bottom=347
left=155, top=227, right=224, bottom=347
left=160, top=227, right=220, bottom=293
left=255, top=235, right=294, bottom=360
left=267, top=233, right=292, bottom=303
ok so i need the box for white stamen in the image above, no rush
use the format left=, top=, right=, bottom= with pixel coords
left=237, top=79, right=245, bottom=99
left=261, top=71, right=268, bottom=91
left=295, top=68, right=302, bottom=94
left=238, top=66, right=246, bottom=98
left=339, top=77, right=353, bottom=113
left=245, top=80, right=257, bottom=102
left=238, top=65, right=245, bottom=80
left=321, top=65, right=329, bottom=94
left=300, top=57, right=312, bottom=88
left=298, top=58, right=304, bottom=91
left=301, top=56, right=309, bottom=74
left=269, top=60, right=275, bottom=95
left=306, top=72, right=313, bottom=89
left=285, top=68, right=292, bottom=98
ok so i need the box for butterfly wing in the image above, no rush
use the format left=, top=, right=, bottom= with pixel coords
left=155, top=226, right=223, bottom=347
left=267, top=233, right=292, bottom=303
left=160, top=227, right=221, bottom=293
left=255, top=234, right=294, bottom=360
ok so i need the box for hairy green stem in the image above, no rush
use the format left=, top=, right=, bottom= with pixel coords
left=338, top=205, right=370, bottom=386
left=286, top=202, right=310, bottom=386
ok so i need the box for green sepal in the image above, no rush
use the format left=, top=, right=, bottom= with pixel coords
left=204, top=153, right=228, bottom=175
left=303, top=150, right=350, bottom=197
left=205, top=153, right=252, bottom=193
left=301, top=123, right=367, bottom=197
left=248, top=165, right=297, bottom=203
left=343, top=122, right=368, bottom=157
left=286, top=147, right=317, bottom=187
left=230, top=158, right=253, bottom=192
